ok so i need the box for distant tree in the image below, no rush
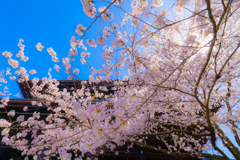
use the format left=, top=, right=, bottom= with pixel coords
left=1, top=0, right=240, bottom=160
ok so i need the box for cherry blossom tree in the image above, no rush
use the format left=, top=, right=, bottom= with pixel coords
left=1, top=0, right=240, bottom=159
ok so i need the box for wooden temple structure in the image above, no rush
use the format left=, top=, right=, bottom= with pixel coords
left=0, top=80, right=210, bottom=160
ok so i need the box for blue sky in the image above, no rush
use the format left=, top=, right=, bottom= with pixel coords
left=0, top=0, right=115, bottom=98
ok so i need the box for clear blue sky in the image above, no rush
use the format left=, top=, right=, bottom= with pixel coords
left=0, top=0, right=117, bottom=98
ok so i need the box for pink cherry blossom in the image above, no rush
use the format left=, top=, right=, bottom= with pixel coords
left=35, top=42, right=44, bottom=51
left=96, top=36, right=106, bottom=45
left=0, top=119, right=11, bottom=127
left=86, top=39, right=97, bottom=48
left=76, top=24, right=87, bottom=36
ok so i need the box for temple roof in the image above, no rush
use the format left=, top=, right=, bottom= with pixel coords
left=18, top=80, right=117, bottom=99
